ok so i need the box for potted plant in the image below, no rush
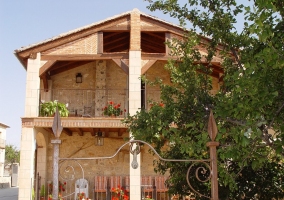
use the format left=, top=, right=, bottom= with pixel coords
left=103, top=101, right=126, bottom=117
left=40, top=100, right=69, bottom=117
left=40, top=184, right=45, bottom=200
left=111, top=185, right=128, bottom=200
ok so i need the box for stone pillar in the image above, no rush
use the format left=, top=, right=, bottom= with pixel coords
left=25, top=53, right=41, bottom=117
left=129, top=8, right=142, bottom=200
left=95, top=60, right=107, bottom=116
left=19, top=53, right=41, bottom=200
left=18, top=127, right=36, bottom=200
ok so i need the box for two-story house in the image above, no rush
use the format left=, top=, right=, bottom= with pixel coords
left=14, top=8, right=223, bottom=200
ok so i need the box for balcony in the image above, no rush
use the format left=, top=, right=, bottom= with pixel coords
left=39, top=89, right=128, bottom=118
left=0, top=138, right=5, bottom=149
left=21, top=88, right=162, bottom=134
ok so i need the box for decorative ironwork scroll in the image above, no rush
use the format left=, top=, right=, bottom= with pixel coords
left=60, top=139, right=217, bottom=199
left=54, top=109, right=219, bottom=199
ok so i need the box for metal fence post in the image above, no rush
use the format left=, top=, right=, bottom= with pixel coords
left=207, top=110, right=219, bottom=200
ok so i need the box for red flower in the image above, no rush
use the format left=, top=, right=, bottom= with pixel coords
left=109, top=101, right=114, bottom=105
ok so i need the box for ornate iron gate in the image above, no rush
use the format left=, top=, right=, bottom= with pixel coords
left=50, top=110, right=219, bottom=200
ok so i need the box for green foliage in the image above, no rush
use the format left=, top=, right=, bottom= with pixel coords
left=40, top=184, right=45, bottom=197
left=32, top=187, right=35, bottom=200
left=125, top=0, right=284, bottom=198
left=40, top=100, right=69, bottom=117
left=5, top=145, right=20, bottom=167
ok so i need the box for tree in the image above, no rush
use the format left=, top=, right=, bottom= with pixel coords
left=5, top=145, right=20, bottom=168
left=125, top=0, right=284, bottom=198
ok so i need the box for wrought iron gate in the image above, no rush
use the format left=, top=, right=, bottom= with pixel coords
left=49, top=109, right=219, bottom=200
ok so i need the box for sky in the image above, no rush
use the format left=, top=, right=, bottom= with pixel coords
left=0, top=0, right=184, bottom=149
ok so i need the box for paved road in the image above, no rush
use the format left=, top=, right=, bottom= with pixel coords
left=0, top=187, right=19, bottom=200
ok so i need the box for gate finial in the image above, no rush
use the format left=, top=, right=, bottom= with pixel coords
left=208, top=109, right=218, bottom=141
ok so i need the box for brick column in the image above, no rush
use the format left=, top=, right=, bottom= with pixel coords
left=129, top=8, right=142, bottom=200
left=95, top=60, right=107, bottom=116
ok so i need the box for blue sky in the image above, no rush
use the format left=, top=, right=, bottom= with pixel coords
left=0, top=0, right=249, bottom=150
left=0, top=0, right=183, bottom=149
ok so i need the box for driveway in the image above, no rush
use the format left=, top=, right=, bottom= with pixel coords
left=0, top=187, right=19, bottom=200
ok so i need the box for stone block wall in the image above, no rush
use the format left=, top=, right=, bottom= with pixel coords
left=46, top=132, right=159, bottom=183
left=40, top=60, right=128, bottom=117
left=144, top=61, right=171, bottom=107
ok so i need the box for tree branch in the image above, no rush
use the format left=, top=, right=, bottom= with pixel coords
left=230, top=48, right=243, bottom=69
left=268, top=101, right=284, bottom=129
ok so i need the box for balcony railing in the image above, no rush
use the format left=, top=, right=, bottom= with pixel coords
left=0, top=138, right=5, bottom=149
left=39, top=89, right=128, bottom=118
left=38, top=88, right=163, bottom=118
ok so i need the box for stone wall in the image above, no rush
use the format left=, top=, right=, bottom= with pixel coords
left=144, top=61, right=171, bottom=107
left=40, top=60, right=128, bottom=117
left=46, top=132, right=159, bottom=182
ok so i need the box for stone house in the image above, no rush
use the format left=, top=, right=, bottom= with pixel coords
left=14, top=8, right=223, bottom=200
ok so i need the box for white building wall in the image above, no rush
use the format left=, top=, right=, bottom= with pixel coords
left=0, top=123, right=8, bottom=177
left=129, top=50, right=142, bottom=200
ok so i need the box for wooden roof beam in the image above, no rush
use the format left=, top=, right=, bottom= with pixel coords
left=112, top=59, right=129, bottom=74
left=90, top=128, right=96, bottom=136
left=104, top=128, right=109, bottom=137
left=63, top=128, right=72, bottom=136
left=141, top=60, right=157, bottom=74
left=76, top=128, right=83, bottom=136
left=50, top=61, right=93, bottom=76
left=39, top=60, right=57, bottom=77
left=41, top=73, right=49, bottom=92
left=41, top=53, right=129, bottom=61
left=118, top=129, right=124, bottom=137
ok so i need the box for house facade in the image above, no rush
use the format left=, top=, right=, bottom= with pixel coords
left=14, top=9, right=223, bottom=200
left=0, top=122, right=9, bottom=177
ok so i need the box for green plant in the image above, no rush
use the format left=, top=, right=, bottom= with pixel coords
left=32, top=187, right=35, bottom=200
left=40, top=100, right=69, bottom=117
left=143, top=195, right=154, bottom=200
left=103, top=101, right=125, bottom=116
left=40, top=184, right=45, bottom=197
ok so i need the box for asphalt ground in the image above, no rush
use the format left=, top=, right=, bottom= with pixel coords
left=0, top=187, right=19, bottom=200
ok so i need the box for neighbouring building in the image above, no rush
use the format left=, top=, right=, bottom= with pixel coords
left=14, top=8, right=223, bottom=200
left=0, top=122, right=9, bottom=177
